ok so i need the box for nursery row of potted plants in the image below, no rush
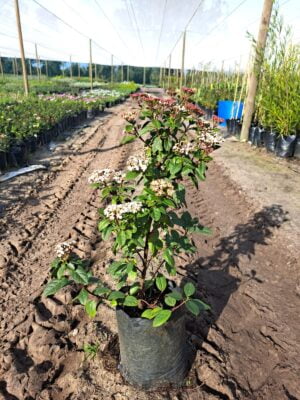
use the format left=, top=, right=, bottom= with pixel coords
left=43, top=87, right=224, bottom=389
left=0, top=83, right=139, bottom=171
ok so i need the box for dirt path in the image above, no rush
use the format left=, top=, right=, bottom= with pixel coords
left=0, top=96, right=299, bottom=400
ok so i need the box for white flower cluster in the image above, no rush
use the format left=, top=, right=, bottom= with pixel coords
left=104, top=201, right=143, bottom=220
left=88, top=169, right=125, bottom=185
left=122, top=111, right=138, bottom=123
left=150, top=179, right=175, bottom=197
left=55, top=240, right=76, bottom=259
left=172, top=141, right=197, bottom=155
left=199, top=131, right=225, bottom=146
left=127, top=154, right=148, bottom=172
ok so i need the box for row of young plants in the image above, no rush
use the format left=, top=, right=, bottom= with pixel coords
left=250, top=8, right=300, bottom=158
left=43, top=87, right=224, bottom=387
left=0, top=82, right=139, bottom=170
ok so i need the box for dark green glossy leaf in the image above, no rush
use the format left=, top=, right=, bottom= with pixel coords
left=184, top=282, right=196, bottom=297
left=69, top=266, right=89, bottom=284
left=43, top=278, right=70, bottom=297
left=74, top=288, right=89, bottom=305
left=164, top=295, right=176, bottom=307
left=141, top=307, right=162, bottom=319
left=185, top=299, right=200, bottom=316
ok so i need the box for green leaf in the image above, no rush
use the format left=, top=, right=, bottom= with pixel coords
left=85, top=300, right=97, bottom=318
left=168, top=290, right=182, bottom=301
left=74, top=288, right=89, bottom=305
left=129, top=283, right=140, bottom=295
left=164, top=295, right=176, bottom=307
left=125, top=124, right=134, bottom=132
left=152, top=137, right=163, bottom=153
left=98, top=219, right=111, bottom=231
left=141, top=307, right=162, bottom=319
left=185, top=299, right=200, bottom=316
left=184, top=282, right=196, bottom=297
left=43, top=278, right=70, bottom=297
left=156, top=275, right=167, bottom=292
left=120, top=135, right=136, bottom=145
left=152, top=309, right=172, bottom=327
left=123, top=295, right=138, bottom=307
left=125, top=170, right=140, bottom=180
left=102, top=225, right=114, bottom=240
left=163, top=248, right=175, bottom=267
left=152, top=208, right=161, bottom=221
left=69, top=266, right=89, bottom=284
left=192, top=298, right=211, bottom=311
left=152, top=119, right=161, bottom=129
left=108, top=291, right=125, bottom=301
left=56, top=264, right=66, bottom=279
left=93, top=286, right=110, bottom=296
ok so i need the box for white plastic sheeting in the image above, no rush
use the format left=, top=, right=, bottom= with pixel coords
left=0, top=0, right=299, bottom=69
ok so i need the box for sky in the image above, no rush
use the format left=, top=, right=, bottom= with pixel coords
left=0, top=0, right=299, bottom=70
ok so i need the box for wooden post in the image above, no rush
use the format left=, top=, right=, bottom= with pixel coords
left=69, top=56, right=72, bottom=78
left=95, top=63, right=97, bottom=80
left=12, top=58, right=15, bottom=76
left=28, top=59, right=32, bottom=77
left=35, top=43, right=40, bottom=80
left=240, top=0, right=274, bottom=142
left=0, top=55, right=3, bottom=77
left=89, top=39, right=93, bottom=90
left=159, top=66, right=162, bottom=87
left=168, top=54, right=172, bottom=88
left=45, top=59, right=48, bottom=77
left=180, top=30, right=186, bottom=88
left=15, top=58, right=19, bottom=75
left=14, top=0, right=29, bottom=93
left=111, top=54, right=114, bottom=83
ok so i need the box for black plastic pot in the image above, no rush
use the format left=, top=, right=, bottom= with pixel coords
left=251, top=126, right=264, bottom=147
left=116, top=308, right=189, bottom=390
left=275, top=134, right=296, bottom=158
left=0, top=151, right=7, bottom=170
left=249, top=125, right=256, bottom=143
left=294, top=137, right=300, bottom=159
left=264, top=130, right=277, bottom=153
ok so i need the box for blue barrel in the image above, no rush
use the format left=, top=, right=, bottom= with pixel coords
left=218, top=100, right=244, bottom=126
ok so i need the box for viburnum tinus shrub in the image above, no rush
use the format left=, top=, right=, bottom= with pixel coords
left=43, top=88, right=224, bottom=327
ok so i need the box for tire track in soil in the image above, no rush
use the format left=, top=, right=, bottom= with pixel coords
left=1, top=96, right=299, bottom=400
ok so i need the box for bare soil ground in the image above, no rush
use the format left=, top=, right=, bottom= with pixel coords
left=0, top=94, right=299, bottom=400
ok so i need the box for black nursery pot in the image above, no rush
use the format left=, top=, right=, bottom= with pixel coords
left=264, top=129, right=277, bottom=153
left=275, top=134, right=296, bottom=158
left=293, top=137, right=300, bottom=159
left=116, top=308, right=189, bottom=390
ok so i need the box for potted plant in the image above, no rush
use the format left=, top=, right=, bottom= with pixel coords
left=43, top=89, right=224, bottom=389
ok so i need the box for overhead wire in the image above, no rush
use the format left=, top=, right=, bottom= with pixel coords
left=31, top=0, right=125, bottom=62
left=155, top=0, right=168, bottom=62
left=128, top=0, right=145, bottom=56
left=163, top=0, right=205, bottom=65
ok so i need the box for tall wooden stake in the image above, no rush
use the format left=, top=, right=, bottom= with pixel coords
left=168, top=54, right=172, bottom=88
left=159, top=66, right=162, bottom=87
left=180, top=30, right=186, bottom=88
left=35, top=43, right=40, bottom=80
left=69, top=56, right=72, bottom=78
left=111, top=55, right=114, bottom=83
left=89, top=39, right=93, bottom=90
left=240, top=0, right=274, bottom=142
left=15, top=58, right=19, bottom=75
left=14, top=0, right=29, bottom=94
left=0, top=54, right=3, bottom=77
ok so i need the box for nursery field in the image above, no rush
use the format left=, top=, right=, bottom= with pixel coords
left=0, top=89, right=299, bottom=400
